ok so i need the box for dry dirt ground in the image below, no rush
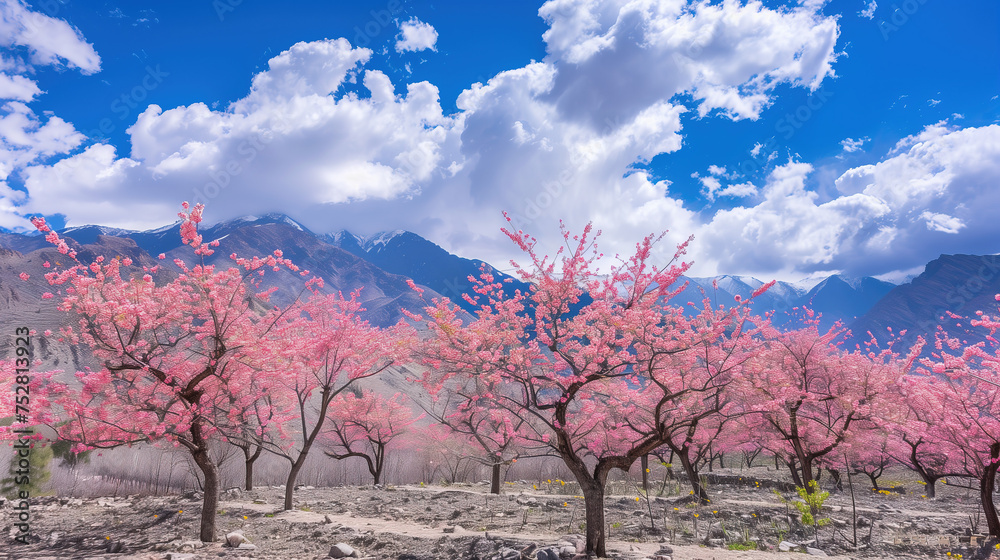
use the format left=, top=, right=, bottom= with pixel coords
left=1, top=466, right=996, bottom=560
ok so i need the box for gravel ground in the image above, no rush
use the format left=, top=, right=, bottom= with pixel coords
left=1, top=466, right=995, bottom=560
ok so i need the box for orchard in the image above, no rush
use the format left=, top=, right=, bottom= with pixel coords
left=4, top=203, right=1000, bottom=559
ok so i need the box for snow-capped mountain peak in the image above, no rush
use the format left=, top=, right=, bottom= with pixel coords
left=362, top=230, right=408, bottom=251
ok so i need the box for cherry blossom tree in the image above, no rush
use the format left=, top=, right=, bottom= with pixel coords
left=262, top=289, right=408, bottom=510
left=30, top=203, right=300, bottom=542
left=736, top=322, right=907, bottom=500
left=225, top=389, right=292, bottom=491
left=323, top=390, right=418, bottom=485
left=415, top=349, right=538, bottom=494
left=913, top=300, right=1000, bottom=536
left=413, top=218, right=766, bottom=556
left=634, top=292, right=766, bottom=505
left=840, top=417, right=898, bottom=492
left=893, top=372, right=966, bottom=498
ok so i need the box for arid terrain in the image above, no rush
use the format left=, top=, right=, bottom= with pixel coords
left=2, top=465, right=994, bottom=560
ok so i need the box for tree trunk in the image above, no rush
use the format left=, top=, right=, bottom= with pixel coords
left=285, top=389, right=334, bottom=510
left=580, top=478, right=607, bottom=556
left=372, top=458, right=383, bottom=486
left=284, top=460, right=305, bottom=510
left=678, top=448, right=709, bottom=505
left=982, top=442, right=1000, bottom=538
left=243, top=445, right=261, bottom=491
left=189, top=420, right=219, bottom=543
left=866, top=472, right=880, bottom=491
left=363, top=443, right=386, bottom=485
left=923, top=474, right=939, bottom=498
left=245, top=458, right=254, bottom=492
left=787, top=459, right=804, bottom=488
left=909, top=443, right=940, bottom=498
left=490, top=458, right=500, bottom=494
left=798, top=455, right=815, bottom=491
left=828, top=468, right=843, bottom=492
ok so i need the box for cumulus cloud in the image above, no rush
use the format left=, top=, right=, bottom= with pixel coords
left=0, top=100, right=85, bottom=180
left=0, top=72, right=41, bottom=101
left=859, top=1, right=877, bottom=19
left=718, top=181, right=757, bottom=199
left=695, top=121, right=1000, bottom=277
left=699, top=162, right=890, bottom=276
left=695, top=166, right=756, bottom=202
left=8, top=0, right=996, bottom=283
left=0, top=0, right=99, bottom=229
left=18, top=38, right=458, bottom=228
left=538, top=0, right=840, bottom=125
left=395, top=18, right=438, bottom=53
left=0, top=0, right=879, bottom=282
left=840, top=137, right=868, bottom=152
left=0, top=0, right=101, bottom=74
left=920, top=211, right=964, bottom=234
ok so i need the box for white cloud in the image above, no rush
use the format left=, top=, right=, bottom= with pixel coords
left=0, top=0, right=101, bottom=74
left=920, top=211, right=964, bottom=234
left=2, top=0, right=853, bottom=281
left=395, top=18, right=438, bottom=53
left=0, top=0, right=100, bottom=229
left=19, top=38, right=459, bottom=228
left=840, top=136, right=868, bottom=152
left=0, top=72, right=41, bottom=101
left=699, top=162, right=890, bottom=276
left=697, top=166, right=755, bottom=202
left=827, top=122, right=1000, bottom=272
left=7, top=0, right=995, bottom=284
left=718, top=181, right=757, bottom=199
left=0, top=100, right=85, bottom=177
left=538, top=0, right=840, bottom=123
left=859, top=1, right=877, bottom=19
left=699, top=175, right=722, bottom=200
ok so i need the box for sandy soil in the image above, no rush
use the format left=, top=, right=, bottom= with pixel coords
left=1, top=467, right=995, bottom=559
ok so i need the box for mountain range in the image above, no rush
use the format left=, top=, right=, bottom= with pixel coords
left=2, top=213, right=999, bottom=371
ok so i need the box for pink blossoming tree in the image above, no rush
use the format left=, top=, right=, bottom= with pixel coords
left=413, top=218, right=767, bottom=555
left=31, top=203, right=299, bottom=542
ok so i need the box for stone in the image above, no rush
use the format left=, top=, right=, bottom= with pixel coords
left=166, top=555, right=196, bottom=560
left=778, top=541, right=802, bottom=552
left=225, top=530, right=249, bottom=547
left=178, top=540, right=204, bottom=551
left=806, top=547, right=829, bottom=557
left=535, top=548, right=559, bottom=560
left=560, top=534, right=586, bottom=553
left=330, top=542, right=360, bottom=558
left=496, top=548, right=520, bottom=560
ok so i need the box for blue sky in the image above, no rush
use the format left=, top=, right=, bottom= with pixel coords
left=0, top=0, right=998, bottom=282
